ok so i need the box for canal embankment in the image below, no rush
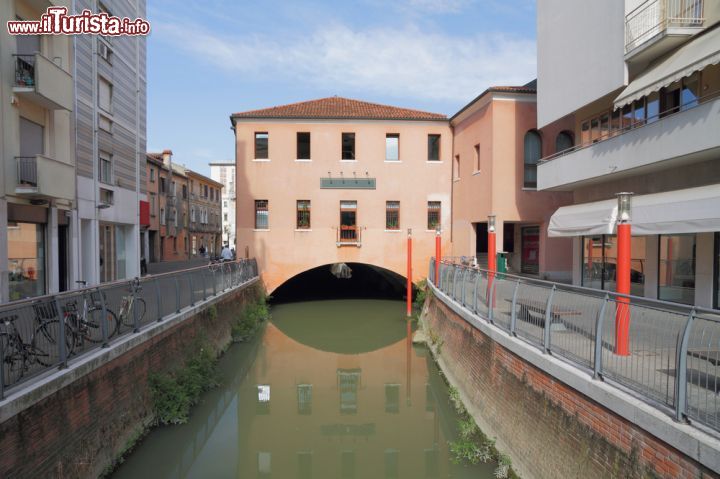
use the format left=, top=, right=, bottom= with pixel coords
left=421, top=280, right=720, bottom=479
left=0, top=277, right=263, bottom=479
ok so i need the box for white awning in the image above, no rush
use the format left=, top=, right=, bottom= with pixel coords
left=614, top=27, right=720, bottom=109
left=548, top=185, right=720, bottom=237
left=548, top=199, right=617, bottom=237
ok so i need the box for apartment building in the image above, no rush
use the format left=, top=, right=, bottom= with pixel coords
left=74, top=0, right=147, bottom=285
left=210, top=162, right=237, bottom=250
left=187, top=170, right=223, bottom=257
left=449, top=81, right=574, bottom=281
left=537, top=0, right=720, bottom=308
left=231, top=97, right=452, bottom=292
left=147, top=151, right=189, bottom=262
left=0, top=0, right=75, bottom=302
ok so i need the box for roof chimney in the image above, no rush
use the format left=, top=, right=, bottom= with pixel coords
left=162, top=149, right=173, bottom=167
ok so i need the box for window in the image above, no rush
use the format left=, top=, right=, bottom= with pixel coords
left=296, top=200, right=311, bottom=229
left=149, top=168, right=155, bottom=182
left=453, top=155, right=460, bottom=180
left=474, top=144, right=481, bottom=172
left=338, top=369, right=360, bottom=415
left=555, top=131, right=574, bottom=152
left=159, top=177, right=166, bottom=193
left=160, top=208, right=166, bottom=225
left=172, top=237, right=177, bottom=252
left=681, top=71, right=700, bottom=110
left=19, top=117, right=44, bottom=157
left=427, top=134, right=440, bottom=161
left=98, top=76, right=112, bottom=113
left=341, top=451, right=355, bottom=479
left=204, top=185, right=208, bottom=198
left=342, top=133, right=355, bottom=160
left=98, top=114, right=112, bottom=132
left=223, top=213, right=228, bottom=221
left=633, top=98, right=645, bottom=126
left=257, top=452, right=271, bottom=478
left=427, top=201, right=441, bottom=230
left=257, top=384, right=271, bottom=414
left=297, top=132, right=311, bottom=160
left=149, top=193, right=156, bottom=215
left=99, top=188, right=113, bottom=205
left=621, top=104, right=633, bottom=129
left=523, top=130, right=541, bottom=188
left=659, top=234, right=696, bottom=305
left=173, top=209, right=178, bottom=227
left=385, top=384, right=400, bottom=413
left=7, top=222, right=46, bottom=300
left=385, top=134, right=399, bottom=161
left=190, top=206, right=195, bottom=223
left=298, top=452, right=312, bottom=479
left=385, top=450, right=399, bottom=479
left=254, top=132, right=268, bottom=159
left=582, top=235, right=646, bottom=296
left=521, top=226, right=540, bottom=275
left=646, top=91, right=660, bottom=123
left=580, top=121, right=590, bottom=145
left=182, top=184, right=187, bottom=199
left=98, top=151, right=112, bottom=184
left=297, top=384, right=312, bottom=415
left=386, top=201, right=400, bottom=230
left=255, top=200, right=269, bottom=229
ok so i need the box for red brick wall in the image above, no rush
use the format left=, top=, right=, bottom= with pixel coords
left=425, top=297, right=718, bottom=479
left=0, top=284, right=260, bottom=479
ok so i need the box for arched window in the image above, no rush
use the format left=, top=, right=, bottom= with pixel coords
left=555, top=131, right=574, bottom=152
left=523, top=130, right=542, bottom=188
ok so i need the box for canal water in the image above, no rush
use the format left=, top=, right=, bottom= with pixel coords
left=113, top=299, right=496, bottom=478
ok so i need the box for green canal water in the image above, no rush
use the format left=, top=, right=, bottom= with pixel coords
left=112, top=299, right=497, bottom=478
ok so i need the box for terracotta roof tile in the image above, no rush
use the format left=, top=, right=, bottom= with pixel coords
left=232, top=96, right=447, bottom=121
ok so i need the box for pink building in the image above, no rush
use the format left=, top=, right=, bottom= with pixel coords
left=449, top=82, right=575, bottom=281
left=231, top=97, right=453, bottom=293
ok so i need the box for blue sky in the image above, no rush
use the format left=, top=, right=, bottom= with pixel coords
left=146, top=0, right=537, bottom=174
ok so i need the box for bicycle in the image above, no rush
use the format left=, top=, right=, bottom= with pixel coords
left=117, top=278, right=146, bottom=329
left=61, top=282, right=119, bottom=344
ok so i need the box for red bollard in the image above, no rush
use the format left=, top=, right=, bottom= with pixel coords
left=407, top=229, right=413, bottom=317
left=615, top=222, right=631, bottom=356
left=435, top=228, right=441, bottom=285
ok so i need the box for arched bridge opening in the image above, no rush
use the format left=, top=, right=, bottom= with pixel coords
left=270, top=262, right=413, bottom=304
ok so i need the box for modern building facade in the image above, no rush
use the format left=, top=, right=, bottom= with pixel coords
left=537, top=0, right=720, bottom=308
left=210, top=162, right=237, bottom=250
left=73, top=0, right=147, bottom=285
left=449, top=82, right=574, bottom=281
left=0, top=0, right=76, bottom=302
left=187, top=170, right=223, bottom=258
left=231, top=97, right=453, bottom=293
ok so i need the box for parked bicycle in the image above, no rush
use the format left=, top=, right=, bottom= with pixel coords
left=117, top=278, right=146, bottom=329
left=61, top=282, right=119, bottom=345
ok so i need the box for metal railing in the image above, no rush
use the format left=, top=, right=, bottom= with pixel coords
left=626, top=0, right=704, bottom=52
left=0, top=259, right=258, bottom=399
left=16, top=156, right=38, bottom=187
left=539, top=88, right=720, bottom=166
left=429, top=257, right=720, bottom=434
left=337, top=226, right=362, bottom=246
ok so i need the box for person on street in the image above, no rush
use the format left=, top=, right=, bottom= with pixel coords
left=220, top=244, right=233, bottom=261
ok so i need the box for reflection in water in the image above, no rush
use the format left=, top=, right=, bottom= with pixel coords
left=112, top=300, right=495, bottom=478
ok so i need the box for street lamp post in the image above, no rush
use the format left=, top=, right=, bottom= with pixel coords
left=435, top=226, right=441, bottom=285
left=615, top=192, right=633, bottom=356
left=407, top=228, right=413, bottom=317
left=487, top=215, right=497, bottom=274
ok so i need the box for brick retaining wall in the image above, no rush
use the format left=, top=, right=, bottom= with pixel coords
left=424, top=294, right=719, bottom=479
left=0, top=281, right=261, bottom=479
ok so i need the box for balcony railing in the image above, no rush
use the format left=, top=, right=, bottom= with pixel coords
left=626, top=0, right=704, bottom=53
left=16, top=157, right=38, bottom=187
left=539, top=87, right=720, bottom=166
left=336, top=226, right=362, bottom=246
left=14, top=54, right=35, bottom=87
left=12, top=53, right=73, bottom=110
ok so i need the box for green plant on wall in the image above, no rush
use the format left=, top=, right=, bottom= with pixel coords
left=231, top=293, right=270, bottom=342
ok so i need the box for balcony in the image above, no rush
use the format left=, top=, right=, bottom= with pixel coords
left=537, top=94, right=720, bottom=191
left=15, top=155, right=74, bottom=201
left=13, top=53, right=73, bottom=111
left=336, top=226, right=362, bottom=247
left=625, top=0, right=705, bottom=61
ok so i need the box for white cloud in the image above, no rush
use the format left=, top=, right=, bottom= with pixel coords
left=154, top=21, right=536, bottom=104
left=401, top=0, right=474, bottom=13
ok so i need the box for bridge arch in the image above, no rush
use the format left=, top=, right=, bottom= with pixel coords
left=270, top=262, right=411, bottom=303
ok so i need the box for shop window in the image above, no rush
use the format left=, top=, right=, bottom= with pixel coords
left=659, top=234, right=696, bottom=305
left=582, top=235, right=646, bottom=296
left=7, top=222, right=46, bottom=300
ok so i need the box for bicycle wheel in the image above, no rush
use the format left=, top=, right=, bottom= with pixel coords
left=84, top=308, right=119, bottom=342
left=1, top=333, right=26, bottom=387
left=121, top=298, right=146, bottom=328
left=32, top=320, right=75, bottom=366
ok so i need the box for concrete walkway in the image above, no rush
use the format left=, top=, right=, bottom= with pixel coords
left=146, top=258, right=209, bottom=275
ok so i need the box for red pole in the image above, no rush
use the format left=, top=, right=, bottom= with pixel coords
left=615, top=222, right=631, bottom=356
left=488, top=230, right=497, bottom=273
left=434, top=229, right=441, bottom=285
left=407, top=229, right=413, bottom=317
